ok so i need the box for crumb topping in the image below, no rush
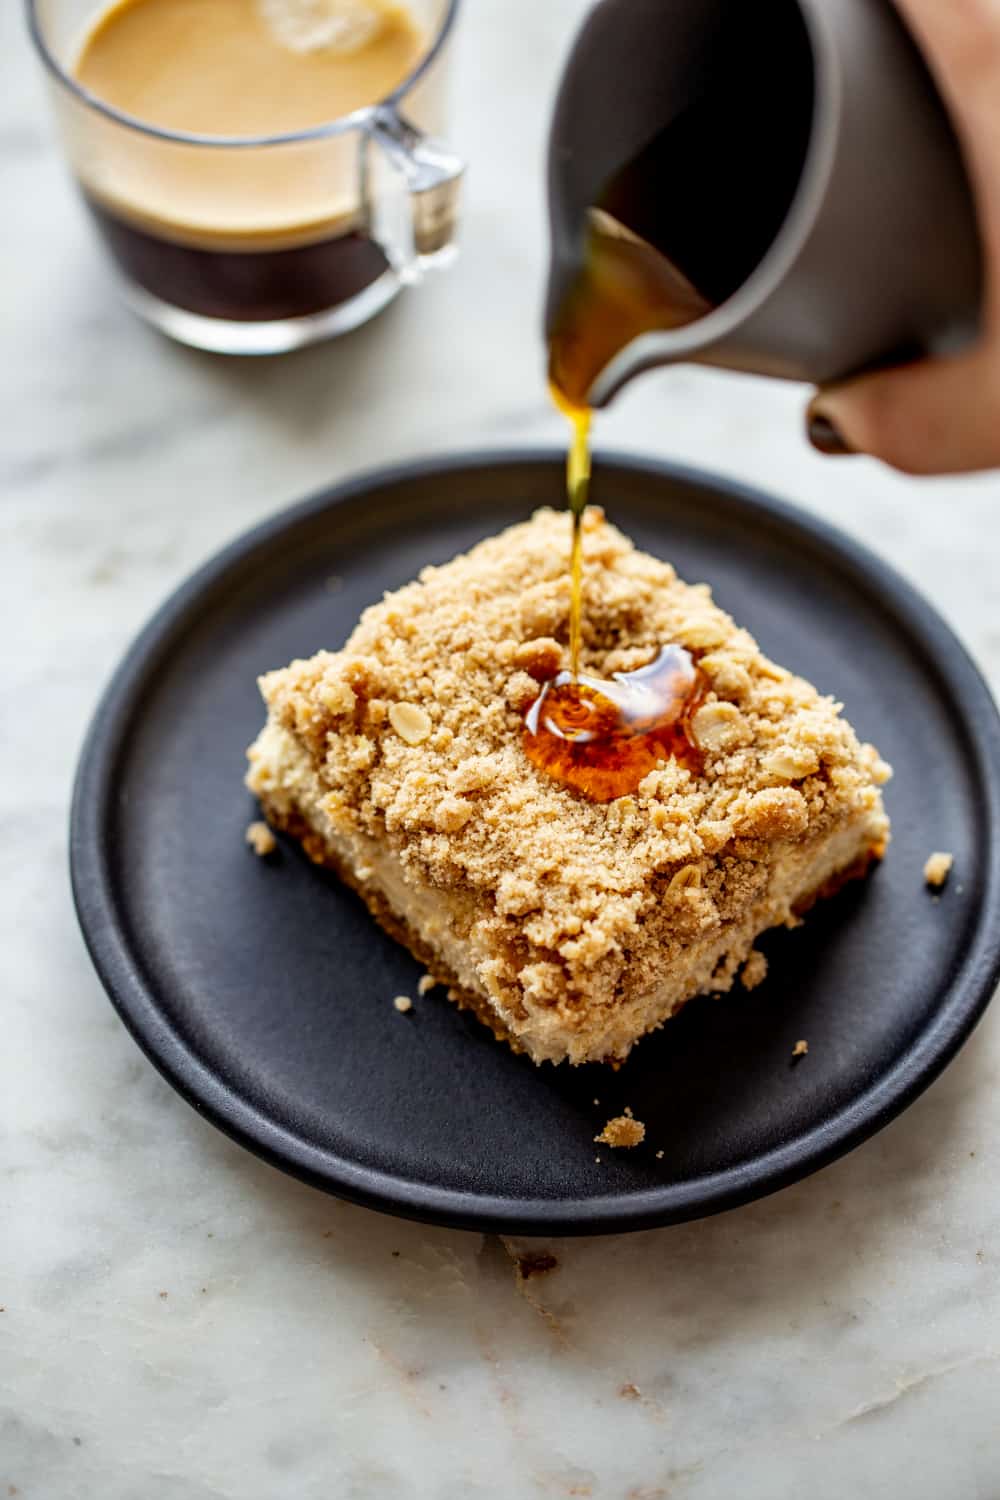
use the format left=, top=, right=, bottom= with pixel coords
left=252, top=509, right=890, bottom=1027
left=924, top=852, right=954, bottom=889
left=596, top=1115, right=646, bottom=1148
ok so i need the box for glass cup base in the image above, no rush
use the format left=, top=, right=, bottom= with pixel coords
left=118, top=270, right=402, bottom=355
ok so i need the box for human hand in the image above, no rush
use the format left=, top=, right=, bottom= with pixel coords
left=808, top=0, right=1000, bottom=474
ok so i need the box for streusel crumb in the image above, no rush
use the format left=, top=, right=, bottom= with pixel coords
left=393, top=995, right=413, bottom=1014
left=792, top=1039, right=809, bottom=1059
left=245, top=820, right=276, bottom=857
left=924, top=852, right=954, bottom=889
left=596, top=1115, right=646, bottom=1148
left=417, top=974, right=437, bottom=996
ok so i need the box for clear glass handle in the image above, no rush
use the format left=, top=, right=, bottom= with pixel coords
left=366, top=106, right=464, bottom=284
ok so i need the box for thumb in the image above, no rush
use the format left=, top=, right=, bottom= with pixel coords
left=807, top=348, right=1000, bottom=475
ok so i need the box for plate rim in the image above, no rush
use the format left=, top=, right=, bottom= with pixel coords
left=70, top=448, right=1000, bottom=1235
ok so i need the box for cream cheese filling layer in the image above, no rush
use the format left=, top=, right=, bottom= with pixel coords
left=248, top=719, right=886, bottom=1065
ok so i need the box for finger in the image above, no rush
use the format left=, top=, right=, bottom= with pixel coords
left=892, top=0, right=1000, bottom=233
left=893, top=0, right=1000, bottom=120
left=807, top=349, right=1000, bottom=475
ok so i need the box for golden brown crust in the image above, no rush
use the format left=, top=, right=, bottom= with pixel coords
left=257, top=796, right=526, bottom=1052
left=791, top=846, right=883, bottom=916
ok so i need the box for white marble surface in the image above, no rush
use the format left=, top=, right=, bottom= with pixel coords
left=5, top=2, right=1000, bottom=1496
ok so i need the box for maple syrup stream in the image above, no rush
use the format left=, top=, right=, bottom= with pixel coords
left=524, top=212, right=713, bottom=801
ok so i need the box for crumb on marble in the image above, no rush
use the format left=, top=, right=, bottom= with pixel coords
left=596, top=1115, right=646, bottom=1148
left=741, top=949, right=768, bottom=991
left=620, top=1382, right=642, bottom=1400
left=792, top=1039, right=809, bottom=1059
left=924, top=851, right=954, bottom=889
left=393, top=995, right=413, bottom=1013
left=417, top=974, right=437, bottom=996
left=515, top=1251, right=558, bottom=1280
left=245, top=820, right=276, bottom=857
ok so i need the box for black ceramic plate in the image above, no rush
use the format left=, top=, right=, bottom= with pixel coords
left=71, top=452, right=1000, bottom=1234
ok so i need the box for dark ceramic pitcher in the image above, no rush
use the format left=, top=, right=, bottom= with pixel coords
left=545, top=0, right=983, bottom=405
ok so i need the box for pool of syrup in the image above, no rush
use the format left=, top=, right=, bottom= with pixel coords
left=524, top=645, right=705, bottom=802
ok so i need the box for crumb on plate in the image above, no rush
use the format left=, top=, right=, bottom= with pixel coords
left=393, top=995, right=413, bottom=1014
left=924, top=852, right=954, bottom=889
left=595, top=1115, right=646, bottom=1148
left=792, top=1039, right=809, bottom=1059
left=245, top=820, right=276, bottom=857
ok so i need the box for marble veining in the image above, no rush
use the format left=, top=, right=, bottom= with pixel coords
left=3, top=1, right=1000, bottom=1496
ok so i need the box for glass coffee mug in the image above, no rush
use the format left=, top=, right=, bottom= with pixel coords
left=27, top=0, right=464, bottom=354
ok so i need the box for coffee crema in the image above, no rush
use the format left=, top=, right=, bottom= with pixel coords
left=70, top=0, right=427, bottom=319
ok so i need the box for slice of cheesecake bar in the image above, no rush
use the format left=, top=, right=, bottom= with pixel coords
left=246, top=507, right=890, bottom=1066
